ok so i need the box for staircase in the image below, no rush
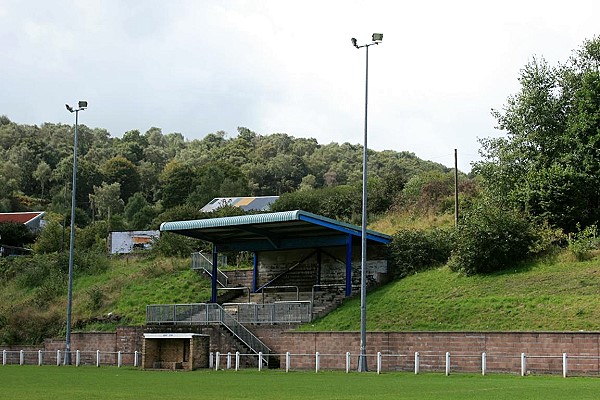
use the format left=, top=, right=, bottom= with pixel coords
left=146, top=303, right=271, bottom=367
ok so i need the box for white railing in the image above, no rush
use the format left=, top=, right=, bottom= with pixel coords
left=3, top=349, right=599, bottom=376
left=1, top=349, right=140, bottom=367
left=207, top=351, right=600, bottom=377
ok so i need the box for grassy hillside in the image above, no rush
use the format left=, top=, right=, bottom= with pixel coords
left=0, top=255, right=212, bottom=343
left=3, top=232, right=600, bottom=345
left=303, top=253, right=600, bottom=332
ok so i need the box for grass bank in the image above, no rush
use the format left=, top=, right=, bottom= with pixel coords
left=304, top=255, right=600, bottom=332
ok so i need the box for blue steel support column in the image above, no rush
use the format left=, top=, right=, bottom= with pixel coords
left=345, top=234, right=353, bottom=296
left=252, top=251, right=258, bottom=293
left=211, top=244, right=218, bottom=303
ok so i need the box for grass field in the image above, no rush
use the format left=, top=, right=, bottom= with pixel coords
left=3, top=366, right=600, bottom=400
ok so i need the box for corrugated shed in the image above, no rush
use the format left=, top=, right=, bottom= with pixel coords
left=200, top=196, right=279, bottom=212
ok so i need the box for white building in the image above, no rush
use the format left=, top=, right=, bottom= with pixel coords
left=108, top=230, right=160, bottom=254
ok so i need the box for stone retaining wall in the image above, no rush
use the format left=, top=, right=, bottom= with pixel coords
left=12, top=328, right=600, bottom=375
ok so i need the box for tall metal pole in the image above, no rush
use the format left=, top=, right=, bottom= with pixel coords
left=352, top=34, right=381, bottom=372
left=65, top=109, right=79, bottom=365
left=64, top=101, right=86, bottom=364
left=358, top=43, right=369, bottom=373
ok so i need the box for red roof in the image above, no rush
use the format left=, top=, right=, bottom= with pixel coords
left=0, top=212, right=44, bottom=225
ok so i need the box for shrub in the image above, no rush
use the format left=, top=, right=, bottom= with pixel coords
left=388, top=228, right=454, bottom=278
left=449, top=201, right=534, bottom=275
left=151, top=232, right=204, bottom=258
left=567, top=224, right=599, bottom=261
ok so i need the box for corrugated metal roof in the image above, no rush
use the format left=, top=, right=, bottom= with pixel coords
left=159, top=210, right=391, bottom=252
left=199, top=196, right=279, bottom=212
left=161, top=210, right=301, bottom=231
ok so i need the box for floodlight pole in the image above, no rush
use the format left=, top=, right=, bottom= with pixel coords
left=64, top=101, right=87, bottom=365
left=352, top=34, right=382, bottom=372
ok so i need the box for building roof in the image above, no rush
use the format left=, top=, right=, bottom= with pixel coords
left=160, top=210, right=391, bottom=252
left=0, top=212, right=45, bottom=226
left=200, top=196, right=279, bottom=213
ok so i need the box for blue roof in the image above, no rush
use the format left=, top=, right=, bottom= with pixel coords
left=160, top=210, right=391, bottom=252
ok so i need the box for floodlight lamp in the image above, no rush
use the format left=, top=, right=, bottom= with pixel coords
left=372, top=33, right=383, bottom=42
left=351, top=38, right=358, bottom=48
left=78, top=100, right=88, bottom=109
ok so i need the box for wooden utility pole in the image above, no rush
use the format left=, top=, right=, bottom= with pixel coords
left=454, top=149, right=459, bottom=227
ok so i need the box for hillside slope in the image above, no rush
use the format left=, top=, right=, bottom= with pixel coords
left=0, top=255, right=212, bottom=344
left=302, top=254, right=600, bottom=332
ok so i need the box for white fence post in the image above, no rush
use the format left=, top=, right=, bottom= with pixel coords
left=563, top=353, right=568, bottom=378
left=19, top=350, right=24, bottom=365
left=227, top=352, right=231, bottom=369
left=215, top=352, right=220, bottom=370
left=235, top=351, right=240, bottom=371
left=56, top=350, right=61, bottom=366
left=2, top=350, right=6, bottom=365
left=481, top=352, right=486, bottom=376
left=96, top=350, right=101, bottom=367
left=76, top=350, right=81, bottom=367
left=377, top=352, right=382, bottom=374
left=445, top=352, right=451, bottom=376
left=38, top=350, right=43, bottom=366
left=118, top=351, right=122, bottom=368
left=258, top=352, right=263, bottom=371
left=346, top=352, right=351, bottom=373
left=521, top=353, right=526, bottom=376
left=315, top=352, right=320, bottom=373
left=286, top=352, right=291, bottom=373
left=414, top=352, right=420, bottom=374
left=209, top=352, right=213, bottom=369
left=134, top=351, right=139, bottom=367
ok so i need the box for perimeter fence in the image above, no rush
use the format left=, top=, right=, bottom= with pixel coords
left=2, top=349, right=140, bottom=367
left=4, top=348, right=600, bottom=377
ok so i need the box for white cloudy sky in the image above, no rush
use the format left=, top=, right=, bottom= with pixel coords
left=1, top=0, right=598, bottom=172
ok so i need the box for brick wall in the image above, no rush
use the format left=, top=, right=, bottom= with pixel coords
left=250, top=329, right=600, bottom=375
left=31, top=328, right=600, bottom=375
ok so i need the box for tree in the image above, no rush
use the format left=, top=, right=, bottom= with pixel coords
left=0, top=222, right=36, bottom=247
left=89, top=182, right=124, bottom=227
left=124, top=192, right=156, bottom=230
left=33, top=161, right=52, bottom=199
left=159, top=161, right=198, bottom=209
left=476, top=37, right=600, bottom=232
left=101, top=156, right=140, bottom=202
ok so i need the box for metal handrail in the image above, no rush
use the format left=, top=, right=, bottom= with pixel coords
left=219, top=286, right=251, bottom=303
left=191, top=252, right=229, bottom=287
left=260, top=285, right=299, bottom=303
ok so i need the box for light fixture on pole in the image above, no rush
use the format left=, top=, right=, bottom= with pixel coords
left=64, top=100, right=87, bottom=365
left=351, top=33, right=382, bottom=372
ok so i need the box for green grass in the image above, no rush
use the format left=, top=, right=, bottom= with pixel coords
left=2, top=366, right=600, bottom=400
left=304, top=255, right=600, bottom=332
left=0, top=255, right=213, bottom=337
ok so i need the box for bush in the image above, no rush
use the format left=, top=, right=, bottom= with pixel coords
left=151, top=232, right=205, bottom=258
left=388, top=228, right=454, bottom=278
left=568, top=224, right=599, bottom=261
left=449, top=201, right=534, bottom=275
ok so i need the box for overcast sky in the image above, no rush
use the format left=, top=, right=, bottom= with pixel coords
left=1, top=0, right=598, bottom=172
